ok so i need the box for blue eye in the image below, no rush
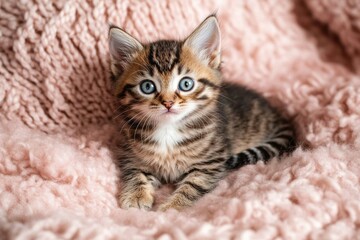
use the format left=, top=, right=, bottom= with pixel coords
left=178, top=77, right=194, bottom=92
left=140, top=80, right=156, bottom=94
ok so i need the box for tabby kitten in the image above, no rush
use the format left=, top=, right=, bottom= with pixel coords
left=109, top=15, right=295, bottom=211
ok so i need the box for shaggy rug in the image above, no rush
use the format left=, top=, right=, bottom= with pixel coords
left=1, top=0, right=360, bottom=239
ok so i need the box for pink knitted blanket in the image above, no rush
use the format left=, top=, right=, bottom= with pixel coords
left=1, top=0, right=360, bottom=239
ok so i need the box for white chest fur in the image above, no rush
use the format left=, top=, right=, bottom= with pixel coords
left=151, top=123, right=184, bottom=153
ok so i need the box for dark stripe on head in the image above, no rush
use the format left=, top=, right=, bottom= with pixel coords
left=148, top=40, right=181, bottom=73
left=148, top=66, right=155, bottom=77
left=198, top=78, right=220, bottom=89
left=177, top=65, right=183, bottom=75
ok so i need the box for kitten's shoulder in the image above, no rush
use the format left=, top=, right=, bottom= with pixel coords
left=220, top=82, right=269, bottom=106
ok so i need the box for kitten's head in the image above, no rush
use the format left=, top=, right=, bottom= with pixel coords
left=109, top=15, right=221, bottom=124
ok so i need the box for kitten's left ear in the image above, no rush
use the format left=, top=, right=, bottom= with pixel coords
left=184, top=15, right=221, bottom=69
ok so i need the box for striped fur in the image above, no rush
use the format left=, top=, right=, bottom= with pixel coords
left=109, top=15, right=296, bottom=211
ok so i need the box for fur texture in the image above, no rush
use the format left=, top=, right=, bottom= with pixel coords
left=1, top=0, right=360, bottom=239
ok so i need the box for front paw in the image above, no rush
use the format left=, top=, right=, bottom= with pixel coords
left=158, top=200, right=191, bottom=212
left=120, top=188, right=154, bottom=211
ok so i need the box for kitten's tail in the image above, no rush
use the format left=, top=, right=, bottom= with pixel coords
left=225, top=122, right=296, bottom=170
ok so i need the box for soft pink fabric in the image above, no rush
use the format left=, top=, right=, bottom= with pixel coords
left=1, top=0, right=360, bottom=239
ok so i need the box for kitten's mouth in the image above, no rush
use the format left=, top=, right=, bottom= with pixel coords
left=162, top=109, right=178, bottom=115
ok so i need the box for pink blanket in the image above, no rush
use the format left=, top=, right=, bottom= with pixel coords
left=1, top=0, right=360, bottom=239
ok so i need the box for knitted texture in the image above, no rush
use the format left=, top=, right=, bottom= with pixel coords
left=305, top=0, right=360, bottom=73
left=1, top=0, right=360, bottom=239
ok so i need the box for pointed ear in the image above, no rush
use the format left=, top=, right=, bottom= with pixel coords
left=108, top=26, right=143, bottom=77
left=184, top=15, right=221, bottom=69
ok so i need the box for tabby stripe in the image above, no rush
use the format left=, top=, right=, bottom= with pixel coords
left=148, top=66, right=154, bottom=77
left=251, top=147, right=264, bottom=160
left=257, top=146, right=271, bottom=160
left=183, top=181, right=209, bottom=195
left=262, top=143, right=279, bottom=155
left=184, top=113, right=215, bottom=129
left=124, top=116, right=155, bottom=130
left=198, top=78, right=220, bottom=89
left=121, top=169, right=140, bottom=181
left=268, top=141, right=285, bottom=151
left=117, top=84, right=136, bottom=99
left=225, top=154, right=241, bottom=169
left=133, top=181, right=147, bottom=188
left=246, top=149, right=259, bottom=163
left=177, top=65, right=183, bottom=75
left=154, top=92, right=160, bottom=99
left=140, top=171, right=153, bottom=177
left=276, top=125, right=292, bottom=133
left=177, top=133, right=208, bottom=147
left=133, top=133, right=156, bottom=144
left=194, top=158, right=225, bottom=166
left=179, top=167, right=220, bottom=181
left=196, top=95, right=209, bottom=100
left=242, top=150, right=254, bottom=164
left=193, top=86, right=206, bottom=99
left=123, top=116, right=141, bottom=129
left=274, top=134, right=294, bottom=141
left=177, top=190, right=198, bottom=201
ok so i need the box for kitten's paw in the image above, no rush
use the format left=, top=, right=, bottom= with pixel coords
left=120, top=189, right=154, bottom=211
left=157, top=201, right=189, bottom=212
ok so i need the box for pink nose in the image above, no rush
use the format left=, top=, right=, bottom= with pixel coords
left=162, top=101, right=174, bottom=110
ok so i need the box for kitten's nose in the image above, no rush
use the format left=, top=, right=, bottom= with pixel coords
left=162, top=101, right=174, bottom=110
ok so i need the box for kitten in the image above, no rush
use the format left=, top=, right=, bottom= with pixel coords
left=108, top=15, right=295, bottom=211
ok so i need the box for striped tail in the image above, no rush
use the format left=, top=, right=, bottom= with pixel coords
left=225, top=123, right=296, bottom=170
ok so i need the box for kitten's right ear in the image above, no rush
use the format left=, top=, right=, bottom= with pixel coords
left=184, top=15, right=221, bottom=69
left=108, top=26, right=143, bottom=76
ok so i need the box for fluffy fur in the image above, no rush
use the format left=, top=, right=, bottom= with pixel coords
left=1, top=0, right=360, bottom=239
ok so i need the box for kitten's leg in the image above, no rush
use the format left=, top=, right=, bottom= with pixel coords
left=119, top=170, right=160, bottom=210
left=158, top=165, right=226, bottom=211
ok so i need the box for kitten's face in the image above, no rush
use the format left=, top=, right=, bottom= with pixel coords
left=109, top=16, right=222, bottom=125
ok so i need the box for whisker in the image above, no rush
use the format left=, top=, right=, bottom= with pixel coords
left=118, top=111, right=144, bottom=136
left=133, top=112, right=150, bottom=144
